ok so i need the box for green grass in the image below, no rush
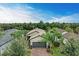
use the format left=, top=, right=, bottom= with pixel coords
left=0, top=31, right=4, bottom=39
left=50, top=47, right=64, bottom=56
left=11, top=30, right=27, bottom=38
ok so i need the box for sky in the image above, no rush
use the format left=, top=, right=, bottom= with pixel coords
left=0, top=3, right=79, bottom=23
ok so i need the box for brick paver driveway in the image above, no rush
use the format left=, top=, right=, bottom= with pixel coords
left=31, top=48, right=49, bottom=56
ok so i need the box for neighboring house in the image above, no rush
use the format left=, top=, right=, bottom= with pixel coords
left=26, top=28, right=48, bottom=48
left=57, top=28, right=79, bottom=44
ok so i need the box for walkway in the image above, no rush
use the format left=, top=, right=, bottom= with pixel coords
left=31, top=48, right=49, bottom=56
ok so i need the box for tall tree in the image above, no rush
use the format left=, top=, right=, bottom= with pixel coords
left=42, top=28, right=64, bottom=55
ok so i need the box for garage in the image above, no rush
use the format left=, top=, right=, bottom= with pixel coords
left=32, top=42, right=46, bottom=48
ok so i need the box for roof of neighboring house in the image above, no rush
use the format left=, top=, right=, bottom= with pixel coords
left=56, top=28, right=66, bottom=33
left=57, top=28, right=79, bottom=40
left=56, top=28, right=68, bottom=35
left=27, top=28, right=45, bottom=40
left=27, top=28, right=79, bottom=40
left=63, top=32, right=79, bottom=40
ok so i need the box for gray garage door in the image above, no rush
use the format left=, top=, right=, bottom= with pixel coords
left=32, top=42, right=46, bottom=48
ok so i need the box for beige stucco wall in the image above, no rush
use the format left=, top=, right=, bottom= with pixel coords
left=30, top=36, right=43, bottom=45
left=30, top=36, right=49, bottom=48
left=26, top=28, right=48, bottom=48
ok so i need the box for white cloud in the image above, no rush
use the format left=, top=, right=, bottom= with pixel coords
left=0, top=4, right=79, bottom=23
left=0, top=5, right=44, bottom=23
left=50, top=14, right=79, bottom=23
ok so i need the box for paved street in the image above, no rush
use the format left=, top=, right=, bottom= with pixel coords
left=0, top=29, right=17, bottom=48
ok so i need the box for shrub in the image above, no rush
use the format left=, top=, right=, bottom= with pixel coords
left=75, top=27, right=79, bottom=34
left=61, top=39, right=79, bottom=56
left=2, top=30, right=30, bottom=56
left=65, top=27, right=73, bottom=32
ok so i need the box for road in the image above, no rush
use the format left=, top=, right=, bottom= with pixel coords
left=0, top=29, right=17, bottom=51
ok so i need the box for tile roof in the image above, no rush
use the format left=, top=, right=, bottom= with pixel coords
left=27, top=28, right=45, bottom=40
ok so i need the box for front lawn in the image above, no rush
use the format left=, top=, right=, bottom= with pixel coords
left=50, top=47, right=64, bottom=56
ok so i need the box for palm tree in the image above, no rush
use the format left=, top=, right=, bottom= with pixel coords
left=42, top=28, right=64, bottom=54
left=42, top=31, right=54, bottom=48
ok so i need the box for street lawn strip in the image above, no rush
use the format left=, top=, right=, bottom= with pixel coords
left=0, top=31, right=4, bottom=39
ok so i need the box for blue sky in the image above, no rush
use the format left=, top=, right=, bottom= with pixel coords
left=28, top=3, right=79, bottom=16
left=0, top=3, right=79, bottom=23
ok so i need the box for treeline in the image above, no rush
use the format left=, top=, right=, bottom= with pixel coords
left=0, top=21, right=79, bottom=33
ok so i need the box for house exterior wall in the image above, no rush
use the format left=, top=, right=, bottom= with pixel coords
left=30, top=36, right=48, bottom=48
left=30, top=36, right=43, bottom=45
left=26, top=28, right=47, bottom=48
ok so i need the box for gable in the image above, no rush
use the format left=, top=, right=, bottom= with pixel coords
left=28, top=31, right=39, bottom=36
left=27, top=28, right=45, bottom=35
left=27, top=28, right=45, bottom=40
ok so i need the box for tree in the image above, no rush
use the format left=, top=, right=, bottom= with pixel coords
left=75, top=27, right=79, bottom=34
left=42, top=28, right=63, bottom=47
left=2, top=31, right=30, bottom=56
left=42, top=28, right=64, bottom=55
left=61, top=39, right=79, bottom=56
left=0, top=26, right=3, bottom=31
left=42, top=31, right=54, bottom=48
left=65, top=27, right=73, bottom=32
left=2, top=40, right=26, bottom=56
left=37, top=21, right=47, bottom=30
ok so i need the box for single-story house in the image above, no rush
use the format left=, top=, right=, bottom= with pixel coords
left=26, top=28, right=49, bottom=48
left=56, top=28, right=79, bottom=44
